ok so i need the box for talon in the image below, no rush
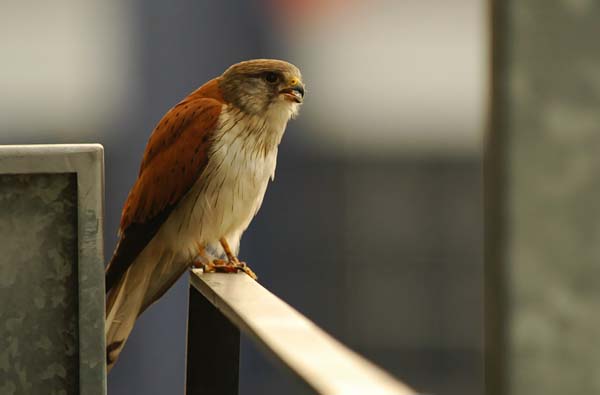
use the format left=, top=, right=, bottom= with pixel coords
left=239, top=263, right=257, bottom=280
left=192, top=260, right=204, bottom=269
left=200, top=261, right=217, bottom=273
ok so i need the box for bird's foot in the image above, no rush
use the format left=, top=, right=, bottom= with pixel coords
left=217, top=237, right=258, bottom=280
left=201, top=259, right=257, bottom=280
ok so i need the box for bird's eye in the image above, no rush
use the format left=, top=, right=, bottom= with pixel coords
left=264, top=72, right=279, bottom=84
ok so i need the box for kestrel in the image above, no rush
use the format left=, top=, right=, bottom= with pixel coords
left=105, top=59, right=304, bottom=372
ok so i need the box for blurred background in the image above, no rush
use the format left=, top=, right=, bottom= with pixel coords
left=0, top=1, right=486, bottom=394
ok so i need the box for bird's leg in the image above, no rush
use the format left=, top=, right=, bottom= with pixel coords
left=219, top=237, right=257, bottom=280
left=220, top=237, right=238, bottom=263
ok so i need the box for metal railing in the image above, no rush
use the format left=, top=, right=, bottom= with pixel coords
left=185, top=270, right=415, bottom=395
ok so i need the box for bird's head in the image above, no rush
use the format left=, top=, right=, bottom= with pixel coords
left=219, top=59, right=305, bottom=119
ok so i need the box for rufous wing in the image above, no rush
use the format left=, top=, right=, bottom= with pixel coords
left=105, top=80, right=225, bottom=294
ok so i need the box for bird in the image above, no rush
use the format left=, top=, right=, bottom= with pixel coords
left=105, top=59, right=305, bottom=372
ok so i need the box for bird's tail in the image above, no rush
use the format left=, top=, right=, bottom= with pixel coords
left=105, top=264, right=148, bottom=373
left=106, top=248, right=186, bottom=373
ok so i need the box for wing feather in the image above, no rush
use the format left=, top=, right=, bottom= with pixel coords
left=106, top=80, right=224, bottom=293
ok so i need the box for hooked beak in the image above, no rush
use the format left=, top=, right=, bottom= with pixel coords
left=280, top=78, right=305, bottom=103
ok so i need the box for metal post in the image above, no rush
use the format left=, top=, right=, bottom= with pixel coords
left=485, top=2, right=508, bottom=395
left=185, top=284, right=240, bottom=395
left=487, top=1, right=600, bottom=394
left=0, top=145, right=106, bottom=395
